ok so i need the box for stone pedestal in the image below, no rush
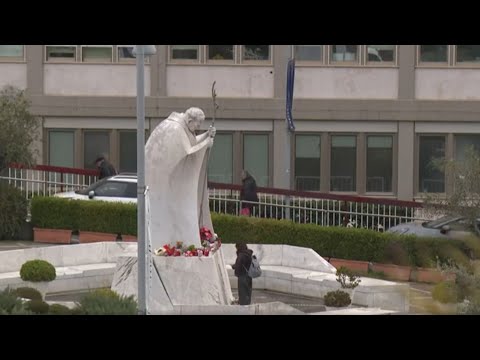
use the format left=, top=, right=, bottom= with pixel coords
left=112, top=250, right=233, bottom=314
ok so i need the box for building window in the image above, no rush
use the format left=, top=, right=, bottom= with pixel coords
left=456, top=45, right=480, bottom=64
left=170, top=45, right=199, bottom=61
left=367, top=136, right=393, bottom=192
left=117, top=45, right=136, bottom=62
left=244, top=134, right=269, bottom=187
left=46, top=46, right=76, bottom=62
left=49, top=130, right=75, bottom=184
left=367, top=45, right=396, bottom=64
left=331, top=135, right=356, bottom=192
left=207, top=45, right=234, bottom=61
left=455, top=135, right=480, bottom=161
left=208, top=133, right=233, bottom=183
left=295, top=135, right=321, bottom=191
left=294, top=45, right=323, bottom=62
left=418, top=45, right=448, bottom=63
left=119, top=131, right=137, bottom=173
left=84, top=131, right=110, bottom=170
left=81, top=45, right=113, bottom=63
left=49, top=131, right=75, bottom=168
left=331, top=45, right=359, bottom=63
left=419, top=136, right=445, bottom=193
left=0, top=45, right=24, bottom=60
left=242, top=45, right=270, bottom=62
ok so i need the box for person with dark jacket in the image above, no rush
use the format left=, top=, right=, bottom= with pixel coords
left=240, top=170, right=259, bottom=216
left=95, top=154, right=117, bottom=179
left=232, top=242, right=253, bottom=305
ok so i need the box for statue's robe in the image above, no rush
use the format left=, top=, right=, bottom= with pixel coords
left=144, top=112, right=233, bottom=312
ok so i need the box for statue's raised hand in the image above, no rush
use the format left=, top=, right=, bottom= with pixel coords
left=208, top=126, right=216, bottom=138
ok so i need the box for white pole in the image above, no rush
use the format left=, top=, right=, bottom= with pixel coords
left=136, top=45, right=147, bottom=315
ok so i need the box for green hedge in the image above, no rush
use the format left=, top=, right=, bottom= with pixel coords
left=30, top=197, right=478, bottom=267
left=211, top=213, right=478, bottom=267
left=31, top=196, right=137, bottom=236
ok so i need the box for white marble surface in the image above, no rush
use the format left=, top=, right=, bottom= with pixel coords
left=314, top=307, right=398, bottom=315
left=153, top=252, right=231, bottom=306
left=222, top=244, right=336, bottom=273
left=145, top=110, right=212, bottom=250
left=174, top=302, right=304, bottom=315
left=281, top=246, right=336, bottom=273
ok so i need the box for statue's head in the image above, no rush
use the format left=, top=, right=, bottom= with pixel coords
left=185, top=107, right=205, bottom=132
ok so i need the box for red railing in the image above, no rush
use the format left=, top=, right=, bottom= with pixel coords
left=3, top=164, right=427, bottom=229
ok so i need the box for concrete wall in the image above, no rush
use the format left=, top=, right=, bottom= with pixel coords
left=416, top=69, right=480, bottom=100
left=44, top=64, right=150, bottom=96
left=166, top=66, right=274, bottom=98
left=294, top=68, right=398, bottom=99
left=0, top=64, right=27, bottom=89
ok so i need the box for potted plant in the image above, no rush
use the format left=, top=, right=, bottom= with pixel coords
left=19, top=259, right=56, bottom=300
left=324, top=267, right=361, bottom=308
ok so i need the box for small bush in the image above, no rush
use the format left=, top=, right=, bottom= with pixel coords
left=20, top=260, right=56, bottom=282
left=0, top=183, right=28, bottom=240
left=336, top=267, right=361, bottom=289
left=14, top=287, right=42, bottom=301
left=0, top=288, right=24, bottom=314
left=324, top=290, right=351, bottom=307
left=26, top=300, right=50, bottom=314
left=432, top=281, right=459, bottom=304
left=75, top=289, right=137, bottom=315
left=48, top=304, right=71, bottom=315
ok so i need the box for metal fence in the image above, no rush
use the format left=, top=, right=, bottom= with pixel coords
left=3, top=164, right=426, bottom=231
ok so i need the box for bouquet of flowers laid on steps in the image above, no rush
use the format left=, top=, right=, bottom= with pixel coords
left=153, top=227, right=222, bottom=257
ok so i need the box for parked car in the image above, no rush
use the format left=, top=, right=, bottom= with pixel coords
left=387, top=215, right=480, bottom=239
left=54, top=174, right=137, bottom=204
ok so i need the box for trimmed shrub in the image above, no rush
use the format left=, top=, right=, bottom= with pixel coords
left=48, top=304, right=71, bottom=315
left=20, top=260, right=56, bottom=282
left=14, top=287, right=42, bottom=301
left=324, top=290, right=351, bottom=307
left=432, top=281, right=459, bottom=304
left=31, top=196, right=136, bottom=236
left=212, top=213, right=390, bottom=262
left=29, top=196, right=480, bottom=268
left=25, top=300, right=50, bottom=314
left=0, top=183, right=28, bottom=240
left=75, top=289, right=137, bottom=315
left=31, top=196, right=80, bottom=230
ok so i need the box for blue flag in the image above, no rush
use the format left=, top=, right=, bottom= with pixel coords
left=286, top=58, right=296, bottom=132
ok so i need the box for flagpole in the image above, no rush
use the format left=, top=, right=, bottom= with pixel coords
left=285, top=48, right=296, bottom=220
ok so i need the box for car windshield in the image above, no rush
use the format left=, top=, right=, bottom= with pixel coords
left=75, top=178, right=108, bottom=195
left=422, top=216, right=462, bottom=229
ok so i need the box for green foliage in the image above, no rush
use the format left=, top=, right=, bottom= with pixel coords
left=423, top=145, right=480, bottom=233
left=75, top=289, right=137, bottom=315
left=324, top=290, right=352, bottom=307
left=336, top=267, right=361, bottom=289
left=48, top=304, right=71, bottom=315
left=31, top=196, right=137, bottom=236
left=25, top=300, right=50, bottom=314
left=20, top=260, right=56, bottom=282
left=0, top=183, right=28, bottom=240
left=29, top=197, right=480, bottom=268
left=14, top=287, right=42, bottom=301
left=212, top=213, right=390, bottom=262
left=211, top=213, right=478, bottom=267
left=432, top=281, right=459, bottom=304
left=0, top=85, right=39, bottom=171
left=31, top=197, right=80, bottom=230
left=0, top=288, right=24, bottom=314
